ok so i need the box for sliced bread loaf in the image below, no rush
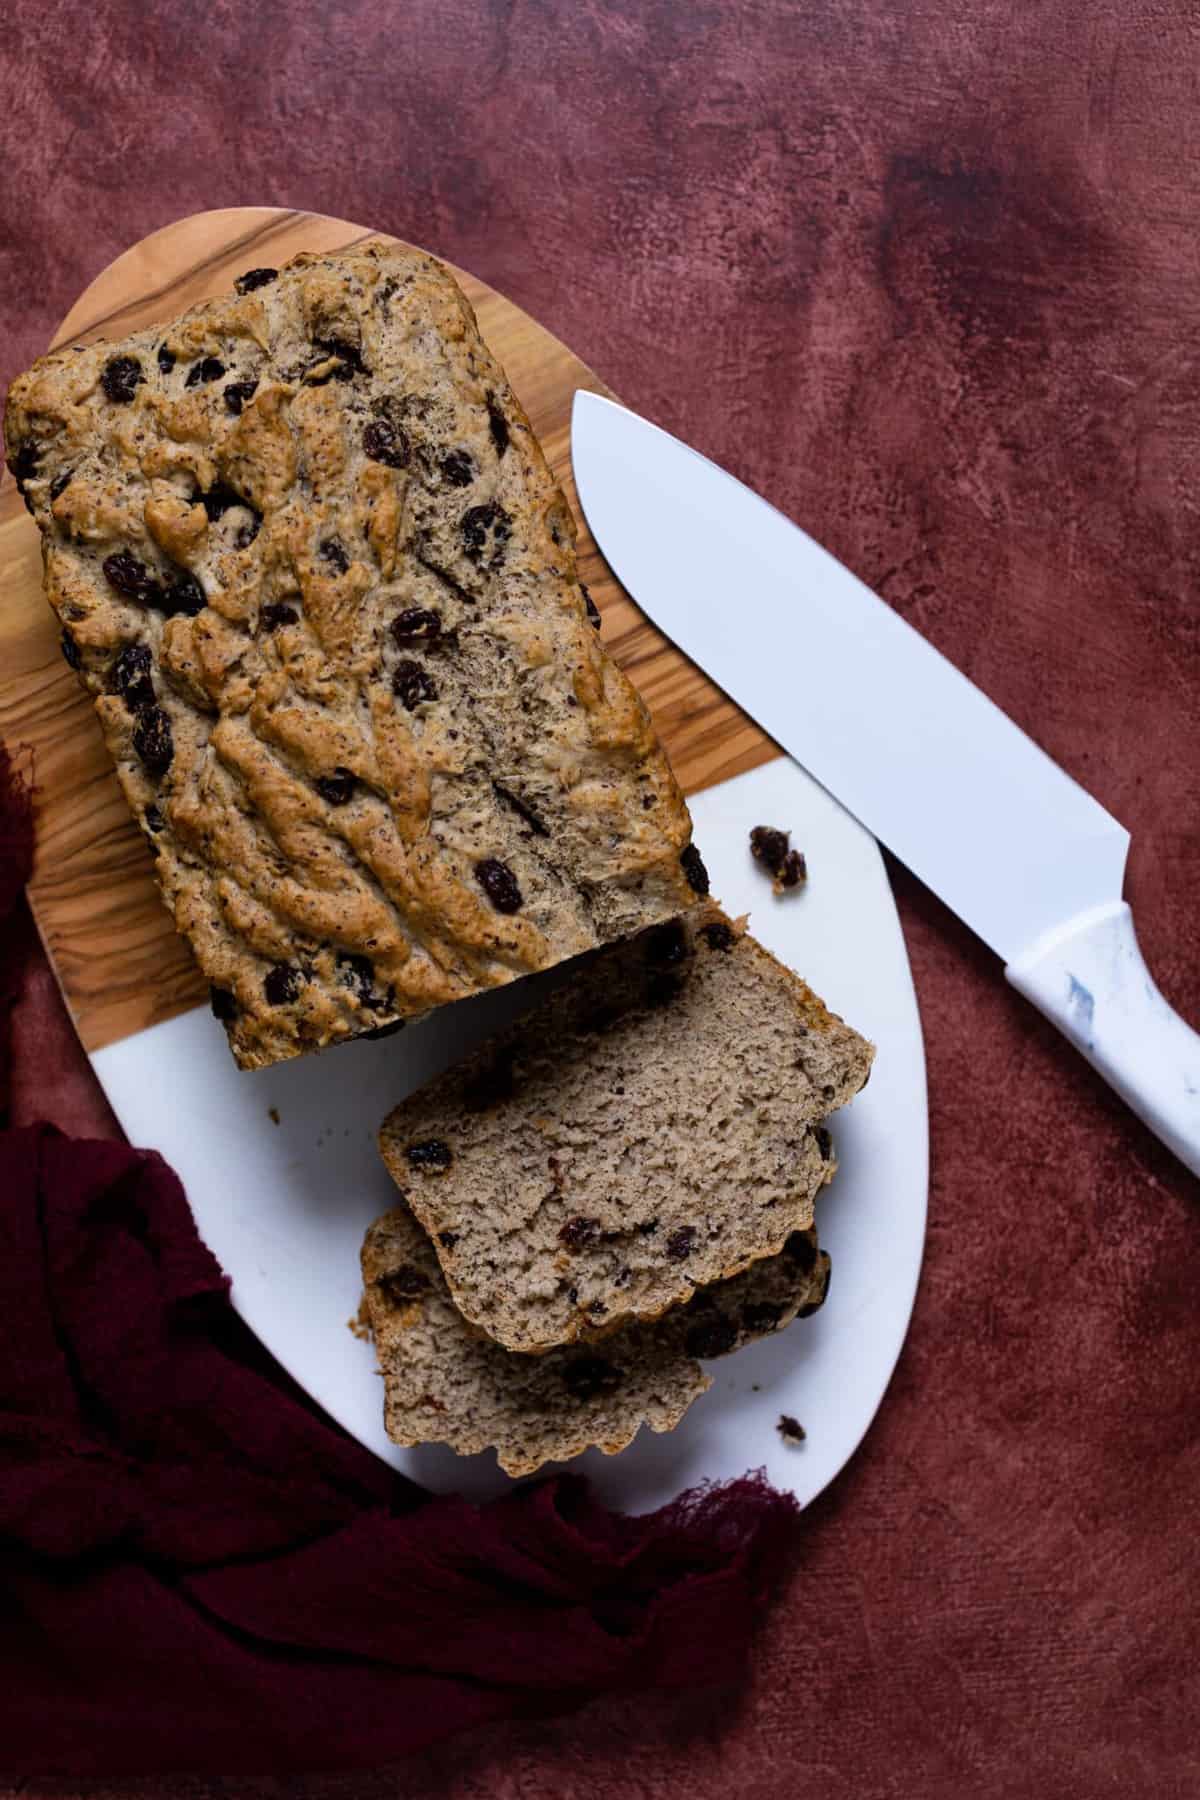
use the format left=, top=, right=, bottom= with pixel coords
left=379, top=906, right=871, bottom=1353
left=361, top=1201, right=831, bottom=1476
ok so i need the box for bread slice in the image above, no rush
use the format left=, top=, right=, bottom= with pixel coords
left=379, top=906, right=872, bottom=1353
left=4, top=242, right=700, bottom=1069
left=362, top=1202, right=832, bottom=1476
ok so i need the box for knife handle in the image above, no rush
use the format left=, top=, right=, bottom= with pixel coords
left=1006, top=901, right=1200, bottom=1179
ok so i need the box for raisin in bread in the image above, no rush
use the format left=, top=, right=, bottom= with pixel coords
left=4, top=244, right=700, bottom=1069
left=362, top=1202, right=831, bottom=1476
left=379, top=906, right=872, bottom=1354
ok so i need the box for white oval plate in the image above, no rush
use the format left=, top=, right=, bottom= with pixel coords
left=92, top=756, right=927, bottom=1513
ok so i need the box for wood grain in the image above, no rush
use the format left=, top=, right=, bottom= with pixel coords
left=0, top=207, right=777, bottom=1056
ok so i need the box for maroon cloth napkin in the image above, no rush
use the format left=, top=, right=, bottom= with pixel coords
left=0, top=745, right=799, bottom=1776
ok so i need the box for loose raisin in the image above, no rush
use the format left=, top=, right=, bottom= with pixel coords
left=60, top=630, right=81, bottom=670
left=580, top=582, right=602, bottom=629
left=185, top=357, right=226, bottom=388
left=101, top=356, right=143, bottom=403
left=783, top=1231, right=817, bottom=1274
left=132, top=705, right=173, bottom=774
left=392, top=659, right=437, bottom=710
left=685, top=1315, right=738, bottom=1359
left=680, top=844, right=709, bottom=895
left=646, top=920, right=688, bottom=966
left=486, top=392, right=509, bottom=456
left=103, top=551, right=164, bottom=607
left=224, top=378, right=259, bottom=414
left=493, top=781, right=548, bottom=837
left=111, top=643, right=155, bottom=710
left=778, top=1414, right=806, bottom=1443
left=235, top=267, right=278, bottom=294
left=157, top=345, right=176, bottom=374
left=144, top=804, right=164, bottom=833
left=209, top=985, right=237, bottom=1022
left=666, top=1226, right=697, bottom=1261
left=263, top=964, right=303, bottom=1006
left=562, top=1356, right=622, bottom=1401
left=316, top=767, right=356, bottom=805
left=699, top=921, right=735, bottom=952
left=378, top=1265, right=430, bottom=1306
left=778, top=849, right=807, bottom=890
left=49, top=468, right=73, bottom=501
left=559, top=1216, right=601, bottom=1251
left=440, top=449, right=474, bottom=486
left=391, top=607, right=441, bottom=643
left=406, top=1138, right=453, bottom=1173
left=475, top=857, right=522, bottom=913
left=261, top=603, right=298, bottom=630
left=742, top=1301, right=785, bottom=1334
left=461, top=500, right=511, bottom=567
left=162, top=570, right=206, bottom=617
left=318, top=537, right=350, bottom=573
left=750, top=825, right=789, bottom=876
left=363, top=418, right=410, bottom=468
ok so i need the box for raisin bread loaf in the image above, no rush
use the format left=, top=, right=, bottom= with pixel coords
left=362, top=1202, right=831, bottom=1476
left=379, top=907, right=872, bottom=1354
left=4, top=244, right=700, bottom=1069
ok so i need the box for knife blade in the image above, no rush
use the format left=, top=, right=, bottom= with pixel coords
left=572, top=390, right=1200, bottom=1177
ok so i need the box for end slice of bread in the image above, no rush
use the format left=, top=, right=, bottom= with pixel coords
left=362, top=1200, right=832, bottom=1477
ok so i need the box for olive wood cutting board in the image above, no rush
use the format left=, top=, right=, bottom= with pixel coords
left=0, top=206, right=777, bottom=1056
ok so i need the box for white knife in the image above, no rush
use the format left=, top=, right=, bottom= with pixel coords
left=572, top=390, right=1200, bottom=1178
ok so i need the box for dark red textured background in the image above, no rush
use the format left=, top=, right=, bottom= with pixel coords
left=4, top=1, right=1200, bottom=1795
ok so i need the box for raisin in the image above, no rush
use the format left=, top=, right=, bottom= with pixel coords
left=60, top=630, right=81, bottom=671
left=778, top=1414, right=806, bottom=1444
left=406, top=1138, right=453, bottom=1173
left=666, top=1226, right=697, bottom=1261
left=699, top=921, right=735, bottom=952
left=391, top=607, right=441, bottom=642
left=103, top=551, right=164, bottom=607
left=680, top=843, right=709, bottom=895
left=486, top=392, right=509, bottom=456
left=778, top=849, right=807, bottom=890
left=162, top=570, right=206, bottom=617
left=200, top=482, right=245, bottom=522
left=493, top=781, right=549, bottom=838
left=316, top=767, right=356, bottom=805
left=580, top=581, right=602, bottom=629
left=49, top=468, right=73, bottom=501
left=185, top=356, right=226, bottom=388
left=261, top=603, right=298, bottom=630
left=440, top=449, right=475, bottom=486
left=783, top=1231, right=817, bottom=1274
left=749, top=825, right=789, bottom=876
left=363, top=1018, right=406, bottom=1040
left=8, top=440, right=38, bottom=492
left=336, top=951, right=380, bottom=1005
left=742, top=1301, right=785, bottom=1334
left=559, top=1216, right=601, bottom=1251
left=463, top=1053, right=515, bottom=1111
left=363, top=418, right=410, bottom=468
left=461, top=500, right=511, bottom=567
left=318, top=537, right=350, bottom=574
left=438, top=1230, right=458, bottom=1249
left=562, top=1356, right=622, bottom=1401
left=475, top=857, right=522, bottom=913
left=235, top=267, right=278, bottom=294
left=209, top=985, right=237, bottom=1022
left=646, top=920, right=688, bottom=965
left=378, top=1264, right=431, bottom=1307
left=685, top=1315, right=738, bottom=1359
left=132, top=705, right=173, bottom=773
left=144, top=804, right=164, bottom=833
left=111, top=643, right=155, bottom=710
left=639, top=1218, right=659, bottom=1236
left=815, top=1127, right=833, bottom=1162
left=263, top=963, right=303, bottom=1006
left=224, top=378, right=259, bottom=414
left=157, top=345, right=176, bottom=374
left=392, top=659, right=437, bottom=710
left=101, top=356, right=144, bottom=403
left=314, top=335, right=367, bottom=375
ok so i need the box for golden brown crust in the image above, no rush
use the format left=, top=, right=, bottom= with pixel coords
left=5, top=244, right=697, bottom=1067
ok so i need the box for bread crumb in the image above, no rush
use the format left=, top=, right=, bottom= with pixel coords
left=348, top=1294, right=373, bottom=1341
left=268, top=1106, right=281, bottom=1126
left=778, top=1413, right=806, bottom=1445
